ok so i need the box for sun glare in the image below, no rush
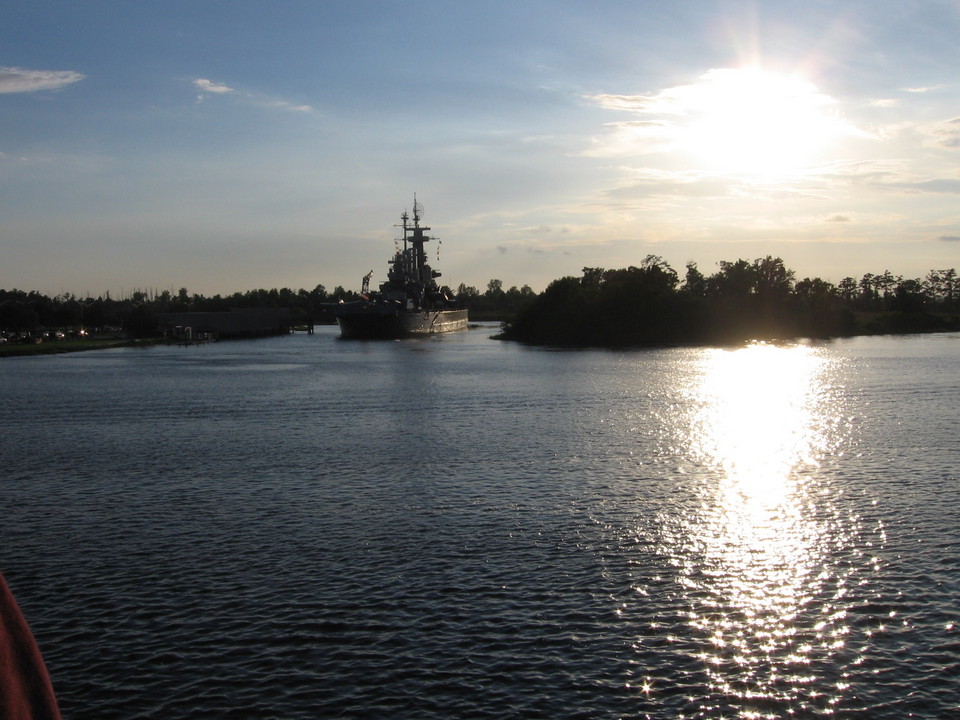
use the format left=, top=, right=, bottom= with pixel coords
left=681, top=68, right=851, bottom=178
left=694, top=343, right=823, bottom=499
left=592, top=67, right=861, bottom=181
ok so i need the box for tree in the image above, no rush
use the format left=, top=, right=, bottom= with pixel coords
left=456, top=283, right=480, bottom=302
left=752, top=256, right=794, bottom=297
left=859, top=273, right=876, bottom=305
left=794, top=277, right=853, bottom=337
left=838, top=277, right=858, bottom=303
left=892, top=278, right=927, bottom=313
left=682, top=262, right=706, bottom=297
left=924, top=268, right=957, bottom=310
left=875, top=270, right=897, bottom=302
left=710, top=259, right=756, bottom=296
left=580, top=267, right=604, bottom=288
left=330, top=286, right=347, bottom=301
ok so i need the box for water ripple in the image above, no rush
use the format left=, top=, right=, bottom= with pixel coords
left=1, top=331, right=959, bottom=718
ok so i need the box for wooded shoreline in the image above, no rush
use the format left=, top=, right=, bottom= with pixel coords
left=3, top=256, right=958, bottom=352
left=500, top=257, right=960, bottom=347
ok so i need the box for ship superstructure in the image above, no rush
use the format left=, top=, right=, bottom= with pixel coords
left=331, top=197, right=468, bottom=338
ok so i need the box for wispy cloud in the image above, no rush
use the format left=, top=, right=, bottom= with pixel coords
left=938, top=235, right=960, bottom=242
left=813, top=159, right=908, bottom=187
left=0, top=66, right=85, bottom=93
left=614, top=167, right=740, bottom=198
left=909, top=178, right=960, bottom=194
left=929, top=117, right=960, bottom=149
left=191, top=77, right=314, bottom=114
left=193, top=78, right=235, bottom=95
left=261, top=99, right=312, bottom=113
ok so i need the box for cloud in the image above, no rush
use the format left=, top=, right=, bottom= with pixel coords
left=261, top=99, right=313, bottom=113
left=909, top=178, right=960, bottom=194
left=826, top=214, right=850, bottom=223
left=582, top=120, right=675, bottom=158
left=609, top=167, right=741, bottom=199
left=939, top=235, right=960, bottom=242
left=193, top=78, right=235, bottom=94
left=591, top=93, right=685, bottom=115
left=192, top=77, right=314, bottom=114
left=819, top=159, right=908, bottom=186
left=929, top=118, right=960, bottom=149
left=824, top=163, right=960, bottom=195
left=0, top=66, right=85, bottom=93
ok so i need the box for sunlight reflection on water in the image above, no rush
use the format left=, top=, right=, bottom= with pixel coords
left=662, top=343, right=854, bottom=715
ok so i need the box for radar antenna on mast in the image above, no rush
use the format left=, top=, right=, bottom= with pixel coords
left=412, top=194, right=424, bottom=225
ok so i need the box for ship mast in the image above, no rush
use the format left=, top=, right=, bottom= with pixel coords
left=409, top=195, right=429, bottom=284
left=380, top=194, right=443, bottom=307
left=399, top=209, right=410, bottom=254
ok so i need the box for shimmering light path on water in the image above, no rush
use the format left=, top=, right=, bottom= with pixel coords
left=662, top=345, right=856, bottom=714
left=1, top=327, right=958, bottom=718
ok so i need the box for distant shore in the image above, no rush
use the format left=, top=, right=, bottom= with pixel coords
left=499, top=310, right=960, bottom=349
left=0, top=337, right=164, bottom=358
left=4, top=316, right=960, bottom=358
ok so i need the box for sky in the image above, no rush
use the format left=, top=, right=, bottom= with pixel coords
left=2, top=0, right=960, bottom=298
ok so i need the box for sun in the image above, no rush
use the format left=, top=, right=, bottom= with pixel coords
left=589, top=66, right=863, bottom=181
left=680, top=67, right=850, bottom=178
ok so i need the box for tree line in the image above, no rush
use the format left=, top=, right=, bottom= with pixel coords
left=501, top=257, right=960, bottom=347
left=454, top=280, right=537, bottom=320
left=0, top=285, right=357, bottom=339
left=2, top=259, right=957, bottom=344
left=0, top=281, right=529, bottom=338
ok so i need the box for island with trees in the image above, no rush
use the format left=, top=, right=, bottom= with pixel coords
left=500, top=257, right=959, bottom=347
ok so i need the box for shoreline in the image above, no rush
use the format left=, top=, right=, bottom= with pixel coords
left=0, top=338, right=165, bottom=358
left=3, top=322, right=959, bottom=358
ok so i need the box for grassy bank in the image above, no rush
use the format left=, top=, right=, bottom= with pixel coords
left=851, top=310, right=960, bottom=335
left=0, top=338, right=164, bottom=358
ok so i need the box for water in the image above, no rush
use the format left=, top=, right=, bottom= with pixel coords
left=1, top=325, right=958, bottom=719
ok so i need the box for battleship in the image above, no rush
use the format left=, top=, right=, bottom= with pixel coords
left=331, top=198, right=469, bottom=339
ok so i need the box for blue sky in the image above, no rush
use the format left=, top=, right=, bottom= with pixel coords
left=2, top=1, right=959, bottom=297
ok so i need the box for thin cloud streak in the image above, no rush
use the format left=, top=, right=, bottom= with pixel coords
left=0, top=66, right=85, bottom=93
left=192, top=77, right=314, bottom=114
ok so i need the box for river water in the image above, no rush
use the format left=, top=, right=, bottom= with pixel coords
left=1, top=325, right=958, bottom=719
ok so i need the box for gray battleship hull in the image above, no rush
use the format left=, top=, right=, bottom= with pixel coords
left=336, top=307, right=468, bottom=339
